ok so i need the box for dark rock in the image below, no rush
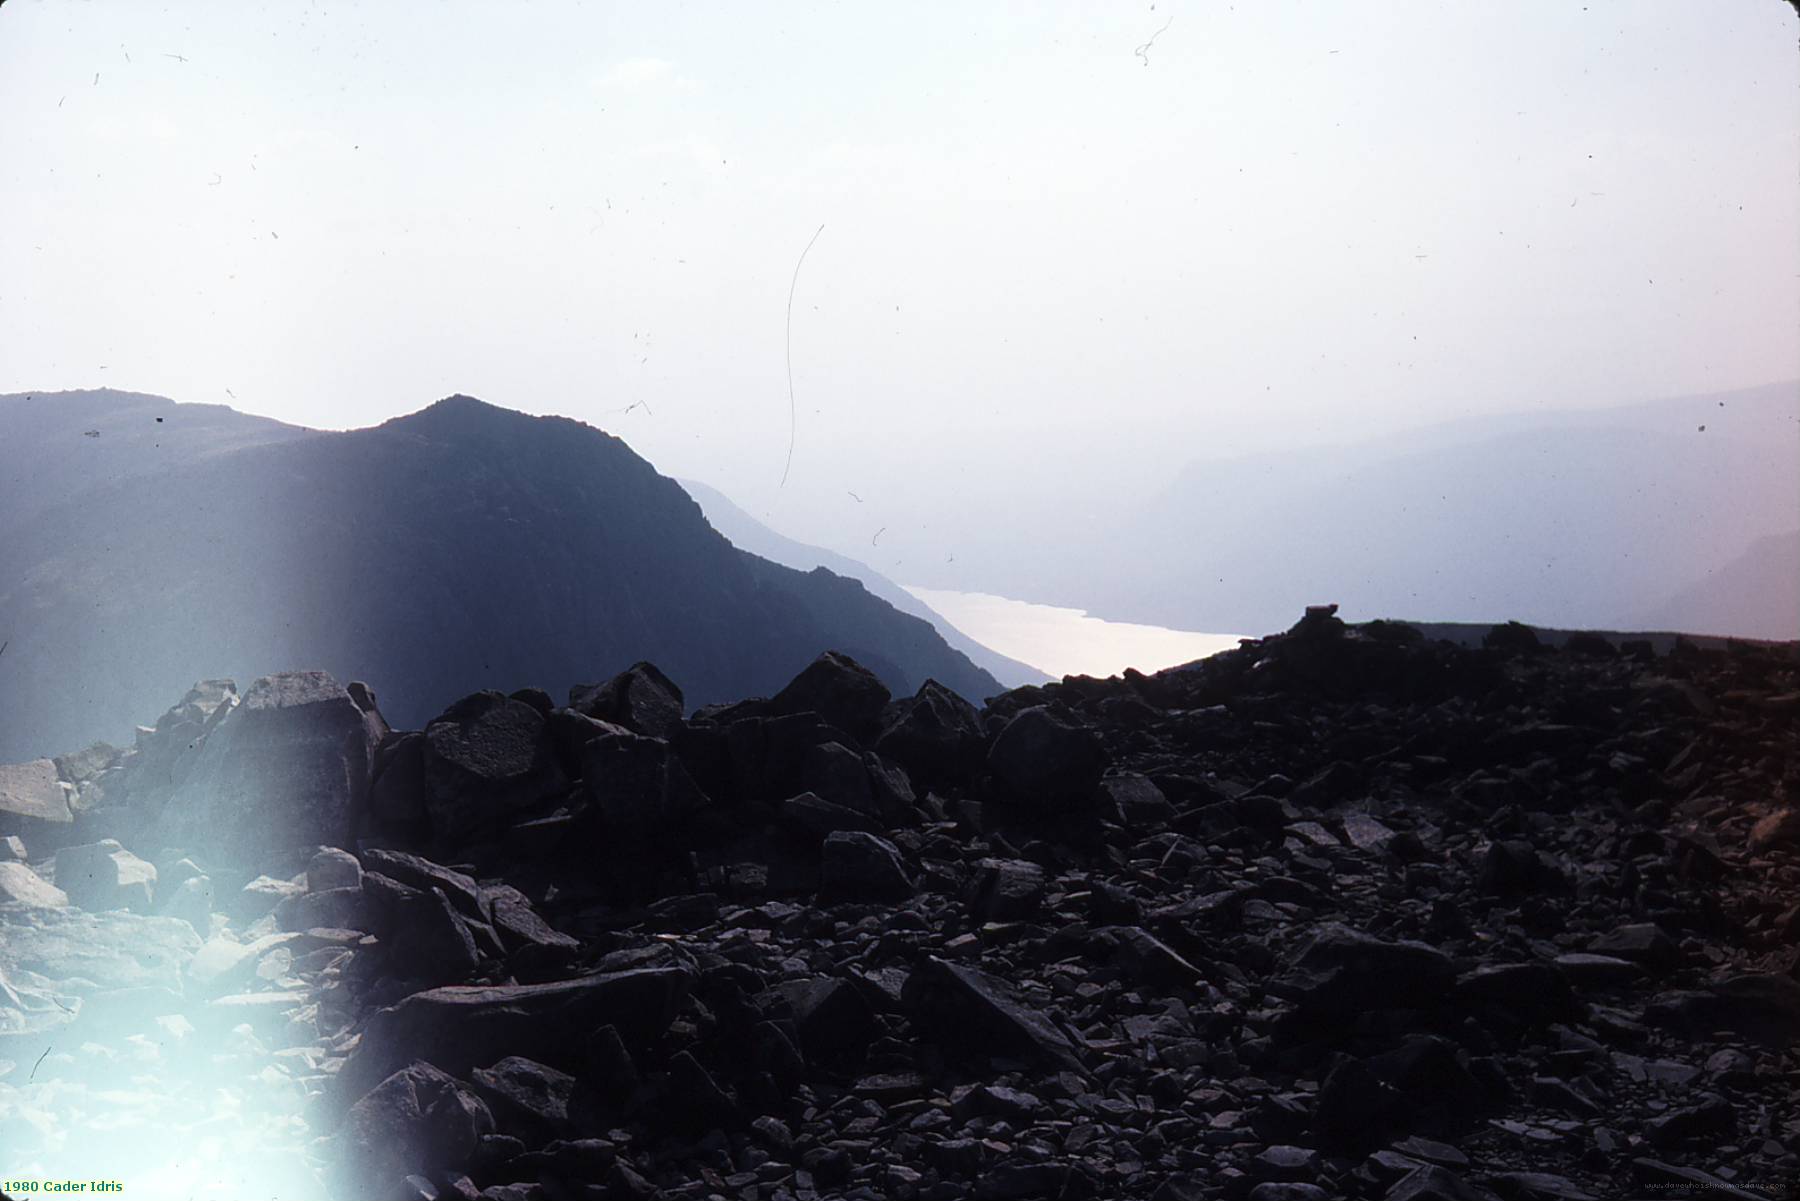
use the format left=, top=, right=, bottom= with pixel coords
left=1629, top=1158, right=1767, bottom=1201
left=801, top=740, right=877, bottom=814
left=1099, top=925, right=1207, bottom=988
left=1316, top=1056, right=1406, bottom=1148
left=362, top=849, right=487, bottom=922
left=332, top=1060, right=495, bottom=1200
left=1454, top=962, right=1575, bottom=1018
left=903, top=955, right=1084, bottom=1073
left=768, top=976, right=879, bottom=1061
left=1270, top=923, right=1456, bottom=1013
left=568, top=662, right=684, bottom=740
left=386, top=887, right=483, bottom=983
left=821, top=831, right=913, bottom=901
left=423, top=695, right=567, bottom=840
left=1252, top=1145, right=1321, bottom=1181
left=1477, top=840, right=1565, bottom=896
left=339, top=967, right=692, bottom=1103
left=470, top=1056, right=579, bottom=1140
left=875, top=680, right=985, bottom=786
left=481, top=883, right=579, bottom=955
left=1482, top=622, right=1542, bottom=654
left=1702, top=974, right=1800, bottom=1043
left=976, top=1162, right=1092, bottom=1200
left=1367, top=1036, right=1491, bottom=1130
left=778, top=791, right=881, bottom=840
left=964, top=857, right=1047, bottom=922
left=1386, top=1164, right=1498, bottom=1201
left=986, top=705, right=1108, bottom=809
left=1249, top=1186, right=1332, bottom=1201
left=582, top=730, right=710, bottom=830
left=1644, top=1092, right=1735, bottom=1146
left=666, top=1048, right=737, bottom=1126
left=768, top=651, right=891, bottom=742
left=1551, top=953, right=1646, bottom=987
left=1102, top=773, right=1177, bottom=827
left=369, top=732, right=428, bottom=828
left=583, top=1025, right=639, bottom=1100
left=1585, top=924, right=1681, bottom=974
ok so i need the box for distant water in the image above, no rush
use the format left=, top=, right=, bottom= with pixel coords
left=904, top=586, right=1247, bottom=681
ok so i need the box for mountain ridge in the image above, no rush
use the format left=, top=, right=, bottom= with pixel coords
left=0, top=389, right=1000, bottom=760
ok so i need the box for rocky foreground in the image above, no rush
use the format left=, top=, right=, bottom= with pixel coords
left=2, top=609, right=1797, bottom=1201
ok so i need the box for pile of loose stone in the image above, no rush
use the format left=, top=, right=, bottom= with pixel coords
left=1, top=608, right=1796, bottom=1201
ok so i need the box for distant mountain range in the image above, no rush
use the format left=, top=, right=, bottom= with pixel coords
left=0, top=390, right=1001, bottom=761
left=677, top=479, right=1049, bottom=689
left=964, top=382, right=1798, bottom=641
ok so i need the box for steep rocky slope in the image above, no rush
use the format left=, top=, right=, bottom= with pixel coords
left=2, top=613, right=1795, bottom=1199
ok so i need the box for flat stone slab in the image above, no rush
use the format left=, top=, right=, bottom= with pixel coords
left=0, top=759, right=72, bottom=826
left=0, top=862, right=68, bottom=909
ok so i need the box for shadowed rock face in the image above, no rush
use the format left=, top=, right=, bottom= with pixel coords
left=0, top=390, right=1001, bottom=761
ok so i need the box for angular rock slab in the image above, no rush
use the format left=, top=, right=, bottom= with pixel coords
left=156, top=670, right=385, bottom=861
left=0, top=758, right=74, bottom=830
left=1269, top=922, right=1456, bottom=1014
left=339, top=966, right=692, bottom=1104
left=903, top=956, right=1085, bottom=1074
left=570, top=661, right=685, bottom=740
left=986, top=705, right=1108, bottom=810
left=769, top=651, right=892, bottom=742
left=54, top=838, right=157, bottom=911
left=0, top=861, right=68, bottom=908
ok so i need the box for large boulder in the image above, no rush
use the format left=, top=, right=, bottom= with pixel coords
left=0, top=759, right=74, bottom=835
left=1269, top=923, right=1457, bottom=1014
left=820, top=831, right=913, bottom=901
left=569, top=662, right=685, bottom=739
left=54, top=838, right=157, bottom=912
left=155, top=671, right=385, bottom=862
left=0, top=860, right=69, bottom=908
left=583, top=730, right=711, bottom=830
left=903, top=956, right=1085, bottom=1074
left=768, top=652, right=891, bottom=743
left=986, top=705, right=1108, bottom=810
left=875, top=679, right=985, bottom=787
left=422, top=693, right=568, bottom=840
left=332, top=1060, right=495, bottom=1200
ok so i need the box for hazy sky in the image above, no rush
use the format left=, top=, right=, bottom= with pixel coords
left=3, top=1, right=1796, bottom=579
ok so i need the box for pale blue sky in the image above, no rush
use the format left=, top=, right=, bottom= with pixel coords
left=3, top=0, right=1795, bottom=570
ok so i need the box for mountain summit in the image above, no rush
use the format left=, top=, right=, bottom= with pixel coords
left=0, top=390, right=1000, bottom=760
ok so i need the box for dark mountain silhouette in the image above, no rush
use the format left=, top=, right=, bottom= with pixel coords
left=0, top=390, right=1000, bottom=761
left=677, top=478, right=1050, bottom=689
